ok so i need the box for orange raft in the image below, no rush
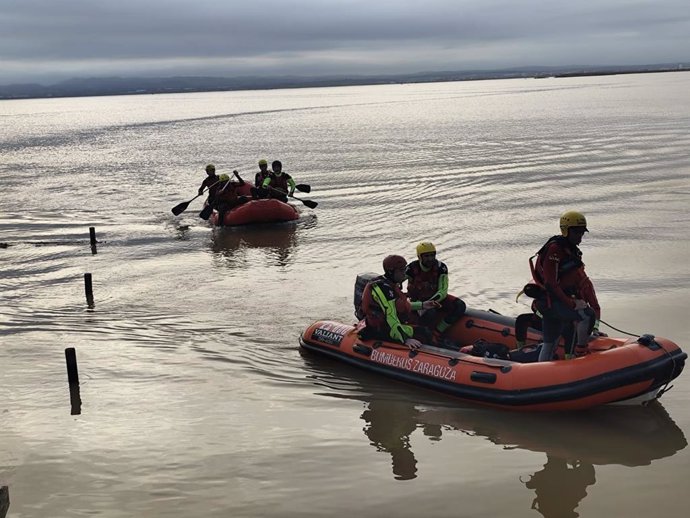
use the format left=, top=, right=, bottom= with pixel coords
left=210, top=198, right=299, bottom=226
left=299, top=308, right=686, bottom=411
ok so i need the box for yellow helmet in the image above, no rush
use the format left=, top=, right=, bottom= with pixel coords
left=559, top=211, right=588, bottom=236
left=205, top=164, right=216, bottom=173
left=218, top=173, right=230, bottom=182
left=416, top=241, right=436, bottom=257
left=258, top=159, right=268, bottom=166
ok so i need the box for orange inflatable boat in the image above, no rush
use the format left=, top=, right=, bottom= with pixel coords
left=300, top=306, right=686, bottom=411
left=210, top=198, right=299, bottom=226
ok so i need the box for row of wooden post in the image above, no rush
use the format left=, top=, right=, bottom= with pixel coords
left=2, top=228, right=100, bottom=515
left=64, top=226, right=98, bottom=420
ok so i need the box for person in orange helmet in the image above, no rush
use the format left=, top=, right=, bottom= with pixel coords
left=359, top=255, right=439, bottom=350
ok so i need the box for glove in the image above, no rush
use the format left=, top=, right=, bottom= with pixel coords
left=404, top=338, right=423, bottom=350
left=573, top=299, right=588, bottom=310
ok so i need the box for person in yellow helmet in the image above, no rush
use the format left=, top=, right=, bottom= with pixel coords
left=255, top=159, right=270, bottom=188
left=212, top=170, right=248, bottom=226
left=198, top=164, right=220, bottom=203
left=405, top=242, right=466, bottom=348
left=359, top=255, right=438, bottom=350
left=525, top=211, right=604, bottom=362
left=261, top=160, right=296, bottom=202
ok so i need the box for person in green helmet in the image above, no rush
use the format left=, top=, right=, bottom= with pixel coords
left=255, top=159, right=270, bottom=188
left=198, top=164, right=220, bottom=204
left=212, top=170, right=248, bottom=226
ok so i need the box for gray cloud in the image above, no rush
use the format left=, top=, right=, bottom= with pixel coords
left=1, top=0, right=689, bottom=83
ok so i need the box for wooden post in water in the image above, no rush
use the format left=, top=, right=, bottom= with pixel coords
left=1, top=485, right=9, bottom=518
left=89, top=226, right=97, bottom=254
left=84, top=273, right=94, bottom=307
left=65, top=348, right=82, bottom=415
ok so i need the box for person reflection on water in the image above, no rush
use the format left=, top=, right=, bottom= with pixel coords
left=361, top=399, right=443, bottom=481
left=524, top=455, right=596, bottom=518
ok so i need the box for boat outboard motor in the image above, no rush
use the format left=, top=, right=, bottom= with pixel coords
left=354, top=272, right=379, bottom=319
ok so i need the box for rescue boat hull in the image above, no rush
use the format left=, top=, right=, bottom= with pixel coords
left=210, top=198, right=299, bottom=226
left=299, top=308, right=686, bottom=411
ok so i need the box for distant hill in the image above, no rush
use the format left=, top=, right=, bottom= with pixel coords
left=1, top=63, right=688, bottom=100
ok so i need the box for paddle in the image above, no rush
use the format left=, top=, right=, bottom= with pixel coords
left=266, top=186, right=318, bottom=209
left=171, top=179, right=221, bottom=216
left=198, top=202, right=214, bottom=221
left=172, top=193, right=203, bottom=216
left=295, top=183, right=311, bottom=193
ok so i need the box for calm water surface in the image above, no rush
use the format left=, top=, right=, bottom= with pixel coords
left=2, top=72, right=690, bottom=517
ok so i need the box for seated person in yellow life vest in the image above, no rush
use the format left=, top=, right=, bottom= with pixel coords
left=261, top=160, right=296, bottom=202
left=405, top=242, right=467, bottom=346
left=359, top=255, right=439, bottom=350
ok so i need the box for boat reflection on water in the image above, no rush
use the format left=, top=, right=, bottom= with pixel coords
left=419, top=403, right=686, bottom=517
left=302, top=355, right=687, bottom=515
left=209, top=223, right=299, bottom=266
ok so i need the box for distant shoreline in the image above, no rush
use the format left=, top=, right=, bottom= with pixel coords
left=1, top=65, right=687, bottom=101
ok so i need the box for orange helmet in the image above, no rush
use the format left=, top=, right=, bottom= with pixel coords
left=383, top=255, right=407, bottom=273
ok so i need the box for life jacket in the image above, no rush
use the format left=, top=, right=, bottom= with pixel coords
left=266, top=172, right=292, bottom=195
left=215, top=181, right=242, bottom=203
left=361, top=275, right=413, bottom=342
left=255, top=171, right=269, bottom=188
left=406, top=259, right=447, bottom=301
left=531, top=235, right=585, bottom=297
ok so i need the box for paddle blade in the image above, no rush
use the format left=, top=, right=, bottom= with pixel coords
left=302, top=199, right=318, bottom=209
left=295, top=183, right=311, bottom=193
left=171, top=201, right=190, bottom=216
left=198, top=204, right=214, bottom=220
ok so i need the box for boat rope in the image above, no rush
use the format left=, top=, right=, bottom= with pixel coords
left=598, top=319, right=639, bottom=337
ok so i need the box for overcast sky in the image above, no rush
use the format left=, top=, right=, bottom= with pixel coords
left=1, top=0, right=689, bottom=84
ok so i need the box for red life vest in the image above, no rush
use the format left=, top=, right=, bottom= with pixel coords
left=531, top=235, right=600, bottom=318
left=266, top=172, right=292, bottom=195
left=406, top=260, right=447, bottom=301
left=255, top=172, right=269, bottom=188
left=215, top=181, right=242, bottom=203
left=361, top=275, right=411, bottom=330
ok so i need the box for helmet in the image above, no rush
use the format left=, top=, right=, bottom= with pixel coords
left=416, top=241, right=436, bottom=257
left=559, top=211, right=588, bottom=236
left=258, top=159, right=268, bottom=166
left=272, top=160, right=282, bottom=170
left=218, top=173, right=230, bottom=182
left=205, top=164, right=216, bottom=173
left=383, top=255, right=407, bottom=273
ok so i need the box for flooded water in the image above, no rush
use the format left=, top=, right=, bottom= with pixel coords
left=2, top=72, right=690, bottom=517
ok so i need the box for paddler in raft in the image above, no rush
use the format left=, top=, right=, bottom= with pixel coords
left=212, top=170, right=249, bottom=226
left=261, top=160, right=296, bottom=203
